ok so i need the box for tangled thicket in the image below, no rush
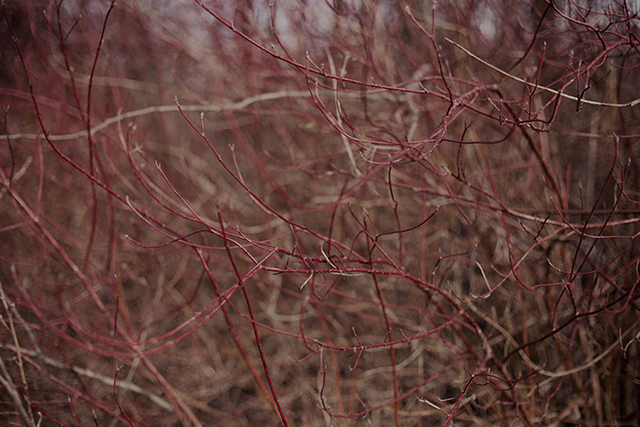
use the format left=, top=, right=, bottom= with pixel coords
left=1, top=1, right=639, bottom=426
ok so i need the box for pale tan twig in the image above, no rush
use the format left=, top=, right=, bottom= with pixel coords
left=467, top=298, right=640, bottom=383
left=1, top=89, right=374, bottom=142
left=0, top=281, right=36, bottom=427
left=0, top=354, right=35, bottom=427
left=1, top=344, right=172, bottom=411
left=446, top=38, right=640, bottom=108
left=1, top=90, right=314, bottom=141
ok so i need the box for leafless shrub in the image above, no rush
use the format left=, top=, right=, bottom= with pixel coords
left=1, top=1, right=639, bottom=426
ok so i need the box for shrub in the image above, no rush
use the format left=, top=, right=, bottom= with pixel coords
left=1, top=1, right=639, bottom=426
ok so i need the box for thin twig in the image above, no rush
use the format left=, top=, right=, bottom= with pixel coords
left=446, top=38, right=640, bottom=108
